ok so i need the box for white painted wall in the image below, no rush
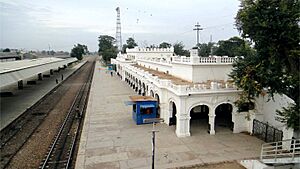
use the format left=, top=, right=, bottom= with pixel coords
left=135, top=60, right=233, bottom=83
left=136, top=60, right=171, bottom=74
left=255, top=94, right=294, bottom=128
left=171, top=63, right=193, bottom=82
left=192, top=64, right=232, bottom=83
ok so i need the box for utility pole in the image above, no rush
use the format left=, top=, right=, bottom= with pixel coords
left=48, top=44, right=51, bottom=55
left=193, top=22, right=203, bottom=46
left=115, top=7, right=122, bottom=52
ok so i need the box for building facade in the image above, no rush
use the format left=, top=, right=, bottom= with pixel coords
left=111, top=47, right=296, bottom=140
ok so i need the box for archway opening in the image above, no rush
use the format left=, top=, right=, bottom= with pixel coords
left=146, top=86, right=149, bottom=96
left=190, top=105, right=210, bottom=135
left=169, top=101, right=177, bottom=126
left=150, top=90, right=154, bottom=97
left=135, top=79, right=138, bottom=92
left=138, top=80, right=142, bottom=95
left=142, top=83, right=146, bottom=96
left=155, top=94, right=160, bottom=118
left=215, top=103, right=233, bottom=132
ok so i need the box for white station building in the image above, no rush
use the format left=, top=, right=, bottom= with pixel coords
left=111, top=47, right=296, bottom=140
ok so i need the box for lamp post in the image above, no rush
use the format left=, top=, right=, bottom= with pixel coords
left=143, top=118, right=164, bottom=169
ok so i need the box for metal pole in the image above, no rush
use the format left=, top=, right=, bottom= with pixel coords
left=197, top=29, right=199, bottom=45
left=152, top=122, right=155, bottom=169
left=143, top=118, right=164, bottom=169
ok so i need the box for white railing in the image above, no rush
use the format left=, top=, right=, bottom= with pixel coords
left=220, top=57, right=236, bottom=63
left=171, top=56, right=237, bottom=64
left=137, top=57, right=172, bottom=65
left=124, top=65, right=238, bottom=95
left=261, top=138, right=300, bottom=164
left=126, top=47, right=174, bottom=53
left=199, top=57, right=217, bottom=63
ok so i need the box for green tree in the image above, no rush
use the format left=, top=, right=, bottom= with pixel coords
left=231, top=0, right=300, bottom=130
left=213, top=36, right=255, bottom=57
left=126, top=37, right=138, bottom=49
left=173, top=42, right=190, bottom=56
left=122, top=37, right=138, bottom=53
left=197, top=42, right=215, bottom=57
left=98, top=35, right=118, bottom=64
left=159, top=42, right=172, bottom=48
left=3, top=48, right=10, bottom=52
left=71, top=44, right=87, bottom=60
left=148, top=44, right=158, bottom=48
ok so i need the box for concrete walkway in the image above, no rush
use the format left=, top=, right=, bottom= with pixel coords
left=0, top=60, right=86, bottom=130
left=76, top=61, right=264, bottom=169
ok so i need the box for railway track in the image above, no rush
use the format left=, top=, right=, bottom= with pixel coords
left=0, top=58, right=95, bottom=169
left=40, top=61, right=94, bottom=169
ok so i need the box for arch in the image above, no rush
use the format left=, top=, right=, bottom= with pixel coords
left=189, top=103, right=211, bottom=135
left=150, top=90, right=154, bottom=97
left=214, top=103, right=233, bottom=132
left=155, top=93, right=160, bottom=118
left=169, top=100, right=177, bottom=126
left=138, top=80, right=142, bottom=95
left=142, top=83, right=146, bottom=96
left=146, top=85, right=149, bottom=96
left=188, top=102, right=212, bottom=115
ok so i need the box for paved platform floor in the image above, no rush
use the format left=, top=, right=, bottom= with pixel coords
left=0, top=60, right=86, bottom=130
left=76, top=61, right=264, bottom=169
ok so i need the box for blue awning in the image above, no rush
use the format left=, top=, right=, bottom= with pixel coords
left=140, top=104, right=155, bottom=108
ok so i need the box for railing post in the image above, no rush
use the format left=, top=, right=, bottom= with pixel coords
left=265, top=122, right=268, bottom=142
left=273, top=128, right=276, bottom=142
left=275, top=142, right=278, bottom=162
left=260, top=144, right=264, bottom=161
left=292, top=139, right=295, bottom=160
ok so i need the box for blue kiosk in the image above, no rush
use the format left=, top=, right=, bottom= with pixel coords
left=129, top=96, right=157, bottom=125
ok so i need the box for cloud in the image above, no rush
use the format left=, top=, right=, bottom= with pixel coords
left=1, top=0, right=240, bottom=51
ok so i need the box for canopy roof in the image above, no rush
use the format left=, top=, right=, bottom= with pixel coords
left=129, top=95, right=157, bottom=102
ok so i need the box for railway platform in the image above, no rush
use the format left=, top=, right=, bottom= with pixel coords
left=75, top=61, right=264, bottom=169
left=0, top=60, right=86, bottom=130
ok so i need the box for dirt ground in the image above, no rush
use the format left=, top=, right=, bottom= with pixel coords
left=179, top=161, right=245, bottom=169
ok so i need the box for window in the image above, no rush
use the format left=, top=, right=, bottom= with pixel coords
left=140, top=108, right=153, bottom=115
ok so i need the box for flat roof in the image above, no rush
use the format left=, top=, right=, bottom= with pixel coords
left=133, top=64, right=192, bottom=85
left=0, top=57, right=72, bottom=74
left=129, top=95, right=157, bottom=102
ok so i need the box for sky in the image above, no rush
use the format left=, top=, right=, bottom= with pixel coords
left=0, top=0, right=241, bottom=52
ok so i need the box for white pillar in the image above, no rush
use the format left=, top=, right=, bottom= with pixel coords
left=175, top=114, right=191, bottom=137
left=208, top=114, right=216, bottom=135
left=232, top=106, right=239, bottom=133
left=175, top=98, right=190, bottom=137
left=121, top=70, right=126, bottom=81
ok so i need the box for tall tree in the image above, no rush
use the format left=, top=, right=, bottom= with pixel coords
left=122, top=37, right=138, bottom=53
left=126, top=37, right=138, bottom=49
left=70, top=44, right=88, bottom=60
left=213, top=36, right=255, bottom=57
left=98, top=35, right=118, bottom=64
left=3, top=48, right=10, bottom=52
left=159, top=42, right=172, bottom=48
left=173, top=42, right=190, bottom=56
left=231, top=0, right=300, bottom=130
left=197, top=42, right=215, bottom=57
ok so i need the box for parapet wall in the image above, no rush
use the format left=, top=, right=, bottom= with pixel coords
left=126, top=47, right=174, bottom=53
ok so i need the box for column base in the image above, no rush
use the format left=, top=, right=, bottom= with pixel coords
left=176, top=130, right=191, bottom=137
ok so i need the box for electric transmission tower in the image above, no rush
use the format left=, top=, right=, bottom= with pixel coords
left=193, top=22, right=203, bottom=46
left=115, top=7, right=122, bottom=52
